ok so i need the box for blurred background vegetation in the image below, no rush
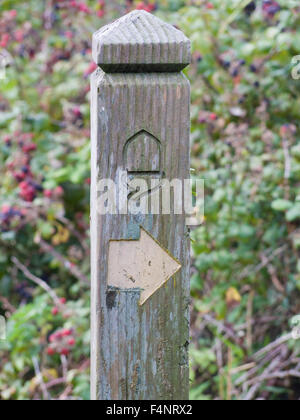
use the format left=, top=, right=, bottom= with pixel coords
left=0, top=0, right=300, bottom=400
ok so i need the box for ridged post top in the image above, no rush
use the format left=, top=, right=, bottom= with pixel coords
left=92, top=10, right=191, bottom=73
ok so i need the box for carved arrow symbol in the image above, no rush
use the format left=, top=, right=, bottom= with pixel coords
left=107, top=228, right=182, bottom=305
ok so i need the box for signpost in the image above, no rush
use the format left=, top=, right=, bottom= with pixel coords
left=91, top=10, right=191, bottom=400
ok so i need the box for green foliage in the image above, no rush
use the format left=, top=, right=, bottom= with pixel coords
left=1, top=0, right=300, bottom=400
left=172, top=0, right=300, bottom=400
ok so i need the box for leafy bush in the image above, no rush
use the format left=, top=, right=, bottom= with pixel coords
left=176, top=0, right=300, bottom=400
left=0, top=0, right=300, bottom=400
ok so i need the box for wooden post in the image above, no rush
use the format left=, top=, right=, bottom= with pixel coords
left=91, top=10, right=191, bottom=400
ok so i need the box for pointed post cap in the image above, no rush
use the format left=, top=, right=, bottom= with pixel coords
left=92, top=10, right=191, bottom=73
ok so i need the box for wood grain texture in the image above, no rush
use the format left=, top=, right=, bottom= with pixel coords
left=124, top=130, right=161, bottom=173
left=92, top=10, right=191, bottom=73
left=91, top=12, right=191, bottom=400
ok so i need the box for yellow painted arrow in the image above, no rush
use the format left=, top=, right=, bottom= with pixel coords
left=107, top=228, right=182, bottom=305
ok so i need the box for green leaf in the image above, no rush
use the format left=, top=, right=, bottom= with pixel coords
left=271, top=199, right=293, bottom=212
left=286, top=204, right=300, bottom=222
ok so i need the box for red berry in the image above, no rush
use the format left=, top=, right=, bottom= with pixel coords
left=78, top=2, right=91, bottom=13
left=1, top=205, right=10, bottom=214
left=68, top=338, right=76, bottom=346
left=147, top=4, right=156, bottom=12
left=22, top=133, right=34, bottom=141
left=53, top=186, right=64, bottom=197
left=22, top=143, right=37, bottom=153
left=13, top=171, right=26, bottom=182
left=52, top=307, right=59, bottom=316
left=19, top=181, right=28, bottom=190
left=209, top=113, right=217, bottom=121
left=62, top=328, right=72, bottom=337
left=55, top=331, right=63, bottom=340
left=49, top=334, right=56, bottom=343
left=72, top=106, right=81, bottom=117
left=0, top=34, right=10, bottom=48
left=60, top=297, right=67, bottom=304
left=19, top=182, right=36, bottom=202
left=15, top=30, right=24, bottom=43
left=44, top=189, right=53, bottom=198
left=136, top=2, right=145, bottom=10
left=65, top=31, right=73, bottom=40
left=85, top=62, right=97, bottom=76
left=206, top=2, right=214, bottom=9
left=97, top=10, right=105, bottom=18
left=280, top=125, right=289, bottom=137
left=47, top=347, right=56, bottom=356
left=60, top=348, right=70, bottom=356
left=9, top=10, right=17, bottom=18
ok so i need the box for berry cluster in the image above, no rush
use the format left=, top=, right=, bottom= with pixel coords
left=0, top=9, right=31, bottom=53
left=15, top=281, right=32, bottom=303
left=53, top=0, right=91, bottom=14
left=47, top=328, right=76, bottom=357
left=244, top=1, right=256, bottom=16
left=3, top=132, right=64, bottom=204
left=51, top=297, right=67, bottom=317
left=219, top=52, right=246, bottom=79
left=0, top=10, right=17, bottom=48
left=4, top=132, right=41, bottom=202
left=134, top=2, right=157, bottom=13
left=262, top=0, right=281, bottom=19
left=0, top=205, right=25, bottom=232
left=97, top=0, right=106, bottom=18
left=54, top=0, right=107, bottom=16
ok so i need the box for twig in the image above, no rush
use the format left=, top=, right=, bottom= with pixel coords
left=282, top=138, right=291, bottom=180
left=202, top=313, right=246, bottom=351
left=235, top=346, right=283, bottom=386
left=243, top=356, right=281, bottom=400
left=246, top=290, right=254, bottom=353
left=46, top=359, right=90, bottom=390
left=214, top=328, right=224, bottom=400
left=219, top=0, right=255, bottom=34
left=32, top=356, right=50, bottom=401
left=200, top=74, right=219, bottom=95
left=252, top=333, right=293, bottom=360
left=247, top=370, right=300, bottom=384
left=39, top=239, right=89, bottom=284
left=230, top=363, right=256, bottom=375
left=46, top=378, right=66, bottom=389
left=238, top=244, right=288, bottom=281
left=12, top=256, right=61, bottom=307
left=59, top=385, right=73, bottom=400
left=238, top=228, right=300, bottom=282
left=0, top=296, right=16, bottom=313
left=56, top=215, right=89, bottom=253
left=60, top=354, right=68, bottom=379
left=267, top=263, right=285, bottom=293
left=227, top=348, right=233, bottom=401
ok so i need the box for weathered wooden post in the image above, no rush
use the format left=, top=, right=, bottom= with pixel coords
left=91, top=10, right=191, bottom=400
